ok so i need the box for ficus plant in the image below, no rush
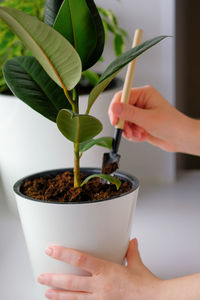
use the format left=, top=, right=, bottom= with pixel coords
left=0, top=0, right=167, bottom=189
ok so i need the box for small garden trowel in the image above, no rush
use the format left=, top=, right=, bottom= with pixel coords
left=102, top=29, right=143, bottom=174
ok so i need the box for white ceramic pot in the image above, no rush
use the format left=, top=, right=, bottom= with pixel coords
left=14, top=168, right=139, bottom=300
left=0, top=80, right=122, bottom=214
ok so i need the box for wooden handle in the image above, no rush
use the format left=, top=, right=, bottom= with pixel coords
left=116, top=29, right=143, bottom=129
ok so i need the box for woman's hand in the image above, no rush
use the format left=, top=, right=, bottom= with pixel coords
left=38, top=238, right=162, bottom=300
left=108, top=85, right=200, bottom=155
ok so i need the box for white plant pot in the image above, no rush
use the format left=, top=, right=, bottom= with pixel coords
left=14, top=168, right=139, bottom=300
left=0, top=80, right=122, bottom=214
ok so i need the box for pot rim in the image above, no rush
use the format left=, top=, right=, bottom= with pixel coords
left=13, top=168, right=139, bottom=205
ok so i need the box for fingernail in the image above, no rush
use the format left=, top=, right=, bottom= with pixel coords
left=38, top=274, right=45, bottom=284
left=45, top=290, right=56, bottom=299
left=112, top=103, right=123, bottom=114
left=45, top=247, right=53, bottom=256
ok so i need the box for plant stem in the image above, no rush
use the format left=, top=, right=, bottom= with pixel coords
left=64, top=88, right=76, bottom=111
left=74, top=136, right=80, bottom=188
left=72, top=90, right=80, bottom=188
left=63, top=87, right=80, bottom=187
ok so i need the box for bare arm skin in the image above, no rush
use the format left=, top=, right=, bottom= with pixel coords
left=108, top=85, right=200, bottom=156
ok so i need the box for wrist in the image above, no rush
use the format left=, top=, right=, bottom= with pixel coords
left=157, top=279, right=180, bottom=300
left=177, top=117, right=200, bottom=156
left=157, top=274, right=200, bottom=300
left=156, top=279, right=169, bottom=300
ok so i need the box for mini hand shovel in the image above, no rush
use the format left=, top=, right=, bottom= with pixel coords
left=102, top=29, right=143, bottom=174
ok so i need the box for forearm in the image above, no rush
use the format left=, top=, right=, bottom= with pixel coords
left=177, top=116, right=200, bottom=156
left=159, top=273, right=200, bottom=300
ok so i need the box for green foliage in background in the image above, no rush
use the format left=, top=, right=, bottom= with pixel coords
left=98, top=7, right=128, bottom=57
left=0, top=0, right=45, bottom=93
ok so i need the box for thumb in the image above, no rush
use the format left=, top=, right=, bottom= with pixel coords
left=112, top=102, right=151, bottom=129
left=126, top=238, right=143, bottom=268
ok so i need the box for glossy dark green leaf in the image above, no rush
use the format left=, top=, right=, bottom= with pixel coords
left=3, top=56, right=70, bottom=122
left=56, top=109, right=103, bottom=143
left=86, top=36, right=168, bottom=113
left=79, top=137, right=113, bottom=153
left=44, top=0, right=64, bottom=26
left=54, top=0, right=105, bottom=70
left=81, top=174, right=121, bottom=190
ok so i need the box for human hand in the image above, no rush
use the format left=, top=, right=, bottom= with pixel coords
left=108, top=85, right=200, bottom=154
left=38, top=238, right=162, bottom=300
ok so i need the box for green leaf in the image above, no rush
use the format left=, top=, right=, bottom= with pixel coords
left=79, top=137, right=113, bottom=153
left=81, top=174, right=121, bottom=190
left=56, top=109, right=103, bottom=143
left=102, top=19, right=108, bottom=41
left=54, top=0, right=105, bottom=70
left=118, top=27, right=129, bottom=39
left=82, top=70, right=100, bottom=86
left=98, top=7, right=118, bottom=27
left=86, top=36, right=168, bottom=113
left=44, top=0, right=64, bottom=26
left=105, top=22, right=116, bottom=35
left=3, top=56, right=71, bottom=122
left=114, top=34, right=125, bottom=57
left=0, top=7, right=82, bottom=90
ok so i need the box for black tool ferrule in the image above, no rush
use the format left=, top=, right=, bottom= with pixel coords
left=112, top=128, right=123, bottom=154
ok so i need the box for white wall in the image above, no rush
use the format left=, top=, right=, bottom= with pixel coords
left=93, top=0, right=176, bottom=183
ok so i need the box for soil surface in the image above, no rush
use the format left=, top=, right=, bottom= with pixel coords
left=102, top=162, right=119, bottom=175
left=21, top=171, right=132, bottom=203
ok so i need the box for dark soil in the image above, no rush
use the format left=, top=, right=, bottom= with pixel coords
left=21, top=171, right=132, bottom=203
left=102, top=162, right=119, bottom=175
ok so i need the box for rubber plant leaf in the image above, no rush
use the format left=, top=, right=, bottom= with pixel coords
left=56, top=109, right=103, bottom=143
left=0, top=7, right=82, bottom=91
left=86, top=36, right=168, bottom=113
left=81, top=174, right=121, bottom=190
left=3, top=56, right=71, bottom=122
left=54, top=0, right=105, bottom=70
left=79, top=137, right=113, bottom=153
left=45, top=0, right=64, bottom=26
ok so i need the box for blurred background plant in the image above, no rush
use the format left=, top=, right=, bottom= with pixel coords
left=0, top=0, right=45, bottom=94
left=0, top=0, right=128, bottom=94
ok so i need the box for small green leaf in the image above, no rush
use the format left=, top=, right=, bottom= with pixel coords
left=86, top=36, right=168, bottom=113
left=114, top=34, right=125, bottom=56
left=3, top=56, right=70, bottom=122
left=82, top=70, right=100, bottom=86
left=98, top=7, right=118, bottom=27
left=105, top=22, right=116, bottom=34
left=81, top=174, right=121, bottom=190
left=118, top=27, right=129, bottom=39
left=102, top=19, right=108, bottom=41
left=79, top=137, right=113, bottom=153
left=56, top=109, right=103, bottom=143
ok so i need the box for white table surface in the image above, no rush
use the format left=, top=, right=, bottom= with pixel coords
left=0, top=171, right=200, bottom=300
